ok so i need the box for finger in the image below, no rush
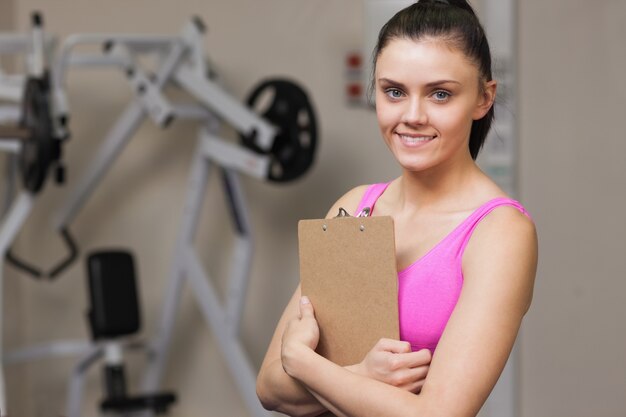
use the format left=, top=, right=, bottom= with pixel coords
left=387, top=365, right=423, bottom=386
left=400, top=349, right=432, bottom=367
left=299, top=296, right=315, bottom=318
left=407, top=364, right=429, bottom=381
left=376, top=338, right=412, bottom=354
left=380, top=347, right=425, bottom=371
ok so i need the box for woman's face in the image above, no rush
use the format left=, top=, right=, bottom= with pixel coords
left=374, top=37, right=495, bottom=173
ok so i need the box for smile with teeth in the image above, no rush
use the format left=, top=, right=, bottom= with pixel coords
left=396, top=133, right=436, bottom=145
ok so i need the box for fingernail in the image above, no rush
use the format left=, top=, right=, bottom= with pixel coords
left=301, top=296, right=310, bottom=305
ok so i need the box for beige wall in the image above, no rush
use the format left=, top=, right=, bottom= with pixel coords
left=518, top=1, right=626, bottom=416
left=1, top=1, right=625, bottom=417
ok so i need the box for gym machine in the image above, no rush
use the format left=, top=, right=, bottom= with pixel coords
left=0, top=13, right=70, bottom=417
left=80, top=250, right=177, bottom=416
left=51, top=17, right=317, bottom=417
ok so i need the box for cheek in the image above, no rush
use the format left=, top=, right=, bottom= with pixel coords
left=375, top=101, right=401, bottom=129
left=433, top=105, right=474, bottom=135
left=375, top=105, right=393, bottom=130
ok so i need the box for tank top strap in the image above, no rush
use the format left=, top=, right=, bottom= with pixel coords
left=454, top=197, right=532, bottom=257
left=354, top=182, right=392, bottom=216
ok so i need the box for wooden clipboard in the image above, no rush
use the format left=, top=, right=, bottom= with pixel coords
left=298, top=212, right=399, bottom=368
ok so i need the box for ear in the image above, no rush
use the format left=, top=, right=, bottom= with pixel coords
left=472, top=79, right=497, bottom=120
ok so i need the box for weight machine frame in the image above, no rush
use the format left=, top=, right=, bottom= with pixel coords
left=0, top=16, right=69, bottom=417
left=50, top=18, right=276, bottom=417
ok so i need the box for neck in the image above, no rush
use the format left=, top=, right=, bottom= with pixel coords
left=397, top=153, right=484, bottom=212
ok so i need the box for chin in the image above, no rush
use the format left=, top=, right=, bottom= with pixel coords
left=397, top=159, right=436, bottom=173
left=390, top=148, right=430, bottom=168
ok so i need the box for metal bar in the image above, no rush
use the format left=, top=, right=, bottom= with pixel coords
left=30, top=14, right=45, bottom=78
left=185, top=250, right=271, bottom=417
left=0, top=74, right=24, bottom=87
left=66, top=345, right=103, bottom=417
left=220, top=169, right=255, bottom=335
left=1, top=155, right=18, bottom=218
left=174, top=66, right=277, bottom=151
left=0, top=84, right=22, bottom=103
left=127, top=68, right=175, bottom=127
left=52, top=33, right=180, bottom=89
left=201, top=129, right=269, bottom=180
left=143, top=131, right=267, bottom=415
left=171, top=103, right=215, bottom=121
left=150, top=39, right=185, bottom=88
left=0, top=192, right=34, bottom=254
left=63, top=54, right=128, bottom=69
left=0, top=191, right=34, bottom=417
left=53, top=101, right=146, bottom=230
left=141, top=130, right=266, bottom=413
left=140, top=249, right=188, bottom=393
left=179, top=18, right=208, bottom=79
left=0, top=34, right=54, bottom=55
left=0, top=34, right=31, bottom=53
left=0, top=141, right=21, bottom=154
left=0, top=106, right=21, bottom=123
left=0, top=252, right=5, bottom=417
left=142, top=136, right=212, bottom=392
left=3, top=340, right=92, bottom=364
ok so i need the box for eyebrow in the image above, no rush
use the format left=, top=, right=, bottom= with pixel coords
left=377, top=77, right=461, bottom=88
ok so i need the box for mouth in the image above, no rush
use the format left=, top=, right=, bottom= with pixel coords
left=395, top=132, right=436, bottom=146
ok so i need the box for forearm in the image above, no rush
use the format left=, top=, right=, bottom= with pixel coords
left=257, top=358, right=327, bottom=417
left=257, top=357, right=366, bottom=416
left=285, top=345, right=433, bottom=417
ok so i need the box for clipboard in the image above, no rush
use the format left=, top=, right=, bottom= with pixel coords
left=298, top=208, right=399, bottom=368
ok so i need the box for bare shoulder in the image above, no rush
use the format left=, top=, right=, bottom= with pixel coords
left=473, top=204, right=537, bottom=245
left=324, top=184, right=371, bottom=218
left=463, top=204, right=538, bottom=313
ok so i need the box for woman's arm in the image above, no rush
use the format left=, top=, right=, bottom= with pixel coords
left=256, top=186, right=369, bottom=416
left=256, top=184, right=432, bottom=416
left=281, top=206, right=538, bottom=417
left=258, top=286, right=432, bottom=416
left=256, top=286, right=327, bottom=417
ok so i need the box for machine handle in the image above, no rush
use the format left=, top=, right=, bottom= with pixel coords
left=5, top=227, right=79, bottom=280
left=48, top=227, right=79, bottom=279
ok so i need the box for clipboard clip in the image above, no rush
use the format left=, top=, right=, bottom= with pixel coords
left=357, top=207, right=371, bottom=217
left=335, top=206, right=371, bottom=218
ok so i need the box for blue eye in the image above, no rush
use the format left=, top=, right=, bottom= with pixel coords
left=385, top=88, right=403, bottom=99
left=433, top=90, right=450, bottom=101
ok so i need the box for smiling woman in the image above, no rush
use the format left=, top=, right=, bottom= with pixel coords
left=256, top=1, right=537, bottom=416
left=374, top=38, right=496, bottom=175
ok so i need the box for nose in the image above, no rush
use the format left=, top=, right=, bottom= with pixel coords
left=402, top=97, right=428, bottom=126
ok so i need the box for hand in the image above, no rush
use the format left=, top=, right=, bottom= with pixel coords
left=281, top=296, right=320, bottom=376
left=355, top=338, right=431, bottom=394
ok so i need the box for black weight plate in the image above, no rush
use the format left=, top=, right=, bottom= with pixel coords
left=242, top=79, right=318, bottom=182
left=19, top=76, right=55, bottom=193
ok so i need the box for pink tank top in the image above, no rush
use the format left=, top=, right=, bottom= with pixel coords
left=355, top=183, right=531, bottom=353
